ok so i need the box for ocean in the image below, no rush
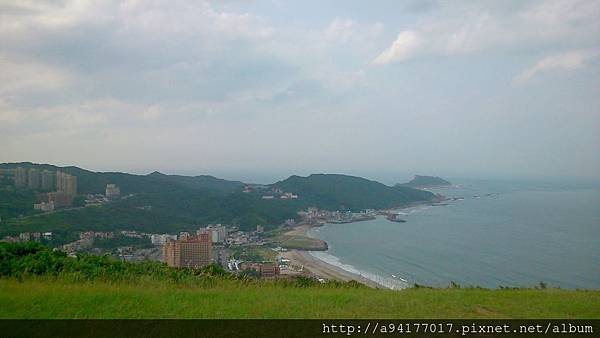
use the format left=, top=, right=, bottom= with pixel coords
left=308, top=179, right=600, bottom=289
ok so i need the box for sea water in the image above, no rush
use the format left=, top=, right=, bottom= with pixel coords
left=308, top=179, right=600, bottom=289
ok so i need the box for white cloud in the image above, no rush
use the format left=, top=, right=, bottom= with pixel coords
left=372, top=31, right=421, bottom=65
left=372, top=0, right=600, bottom=65
left=0, top=1, right=599, bottom=180
left=515, top=49, right=600, bottom=82
left=0, top=0, right=113, bottom=35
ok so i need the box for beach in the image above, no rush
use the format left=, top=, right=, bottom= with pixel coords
left=303, top=182, right=600, bottom=289
left=278, top=224, right=387, bottom=288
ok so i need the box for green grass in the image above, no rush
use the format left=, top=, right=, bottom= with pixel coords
left=1, top=278, right=598, bottom=319
left=271, top=234, right=327, bottom=251
left=230, top=245, right=278, bottom=262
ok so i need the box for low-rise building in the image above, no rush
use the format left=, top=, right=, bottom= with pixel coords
left=61, top=237, right=93, bottom=253
left=1, top=236, right=18, bottom=243
left=34, top=201, right=55, bottom=212
left=280, top=192, right=298, bottom=199
left=47, top=191, right=73, bottom=208
left=121, top=230, right=143, bottom=238
left=79, top=231, right=114, bottom=240
left=226, top=231, right=250, bottom=245
left=150, top=234, right=177, bottom=246
left=239, top=262, right=280, bottom=278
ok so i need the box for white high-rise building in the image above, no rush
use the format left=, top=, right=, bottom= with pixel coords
left=205, top=224, right=228, bottom=243
left=27, top=169, right=40, bottom=189
left=105, top=184, right=121, bottom=200
left=56, top=171, right=77, bottom=195
left=41, top=170, right=55, bottom=190
left=14, top=167, right=27, bottom=188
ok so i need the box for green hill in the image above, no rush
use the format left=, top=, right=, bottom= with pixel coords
left=147, top=171, right=245, bottom=193
left=0, top=243, right=598, bottom=319
left=0, top=164, right=438, bottom=239
left=0, top=190, right=300, bottom=237
left=0, top=162, right=242, bottom=195
left=273, top=174, right=436, bottom=211
left=0, top=188, right=38, bottom=220
left=398, top=175, right=452, bottom=189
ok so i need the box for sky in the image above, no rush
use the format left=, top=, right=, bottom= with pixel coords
left=1, top=0, right=599, bottom=184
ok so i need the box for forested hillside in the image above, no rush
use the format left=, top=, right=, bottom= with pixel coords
left=273, top=174, right=436, bottom=210
left=1, top=164, right=437, bottom=237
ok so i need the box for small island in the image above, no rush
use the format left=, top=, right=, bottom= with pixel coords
left=396, top=175, right=452, bottom=189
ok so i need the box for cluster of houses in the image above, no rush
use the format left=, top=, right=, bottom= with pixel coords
left=1, top=231, right=53, bottom=243
left=4, top=219, right=289, bottom=279
left=241, top=185, right=299, bottom=200
left=298, top=207, right=377, bottom=225
left=84, top=184, right=122, bottom=206
left=226, top=258, right=281, bottom=278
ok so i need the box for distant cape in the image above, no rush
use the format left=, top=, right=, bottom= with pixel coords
left=396, top=175, right=452, bottom=189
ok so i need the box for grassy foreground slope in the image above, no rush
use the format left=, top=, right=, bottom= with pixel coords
left=1, top=279, right=599, bottom=319
left=1, top=243, right=598, bottom=319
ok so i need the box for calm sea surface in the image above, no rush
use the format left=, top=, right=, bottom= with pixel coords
left=308, top=179, right=600, bottom=289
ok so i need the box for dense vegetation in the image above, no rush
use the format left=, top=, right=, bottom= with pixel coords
left=0, top=163, right=437, bottom=239
left=0, top=192, right=300, bottom=241
left=273, top=174, right=436, bottom=210
left=1, top=243, right=598, bottom=319
left=147, top=171, right=245, bottom=193
left=0, top=242, right=347, bottom=288
left=0, top=205, right=192, bottom=243
left=118, top=189, right=300, bottom=230
left=0, top=187, right=38, bottom=220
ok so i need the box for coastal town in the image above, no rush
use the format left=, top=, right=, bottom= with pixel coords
left=0, top=166, right=452, bottom=288
left=0, top=207, right=392, bottom=285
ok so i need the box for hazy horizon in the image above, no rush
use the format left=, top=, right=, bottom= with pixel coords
left=2, top=1, right=599, bottom=182
left=4, top=160, right=600, bottom=187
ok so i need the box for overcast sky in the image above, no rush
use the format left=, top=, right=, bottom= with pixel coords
left=1, top=0, right=599, bottom=183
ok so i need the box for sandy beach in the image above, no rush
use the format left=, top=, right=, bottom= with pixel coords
left=280, top=249, right=384, bottom=288
left=278, top=224, right=386, bottom=288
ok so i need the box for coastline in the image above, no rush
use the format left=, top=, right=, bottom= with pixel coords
left=278, top=199, right=444, bottom=289
left=280, top=223, right=410, bottom=289
left=279, top=249, right=384, bottom=288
